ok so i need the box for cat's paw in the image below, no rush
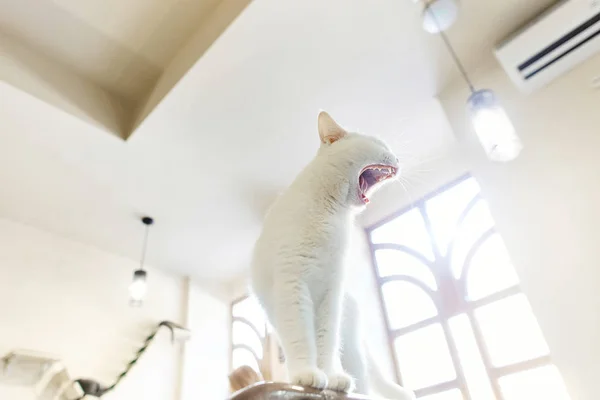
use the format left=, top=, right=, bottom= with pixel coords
left=291, top=368, right=328, bottom=389
left=326, top=371, right=355, bottom=392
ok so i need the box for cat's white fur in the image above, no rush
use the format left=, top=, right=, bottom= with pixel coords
left=270, top=295, right=416, bottom=398
left=251, top=111, right=412, bottom=397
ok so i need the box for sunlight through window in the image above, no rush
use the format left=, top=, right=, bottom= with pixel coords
left=231, top=296, right=267, bottom=371
left=367, top=176, right=570, bottom=399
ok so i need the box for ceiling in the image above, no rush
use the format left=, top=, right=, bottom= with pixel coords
left=0, top=0, right=557, bottom=281
left=0, top=0, right=221, bottom=100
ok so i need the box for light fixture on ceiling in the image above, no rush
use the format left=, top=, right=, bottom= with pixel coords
left=424, top=0, right=523, bottom=162
left=129, top=216, right=153, bottom=307
left=422, top=0, right=459, bottom=33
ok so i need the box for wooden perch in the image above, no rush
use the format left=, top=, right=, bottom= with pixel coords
left=229, top=382, right=373, bottom=400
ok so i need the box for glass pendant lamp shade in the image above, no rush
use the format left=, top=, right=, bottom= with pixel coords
left=467, top=89, right=523, bottom=162
left=129, top=269, right=147, bottom=306
left=129, top=216, right=153, bottom=307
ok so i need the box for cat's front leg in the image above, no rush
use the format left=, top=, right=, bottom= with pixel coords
left=316, top=292, right=355, bottom=392
left=273, top=280, right=327, bottom=389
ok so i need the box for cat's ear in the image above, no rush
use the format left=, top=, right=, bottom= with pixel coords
left=318, top=111, right=347, bottom=144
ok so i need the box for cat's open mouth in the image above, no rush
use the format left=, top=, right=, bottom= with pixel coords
left=359, top=164, right=398, bottom=204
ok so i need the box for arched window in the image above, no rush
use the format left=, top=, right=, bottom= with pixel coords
left=367, top=176, right=570, bottom=400
left=230, top=295, right=268, bottom=373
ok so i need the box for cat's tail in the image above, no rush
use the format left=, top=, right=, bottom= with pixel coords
left=366, top=350, right=416, bottom=400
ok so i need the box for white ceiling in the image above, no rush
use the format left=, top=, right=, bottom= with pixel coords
left=0, top=0, right=556, bottom=281
left=0, top=0, right=221, bottom=100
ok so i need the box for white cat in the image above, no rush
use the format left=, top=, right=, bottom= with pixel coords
left=266, top=295, right=416, bottom=399
left=251, top=111, right=410, bottom=396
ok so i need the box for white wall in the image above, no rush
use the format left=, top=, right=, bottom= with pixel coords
left=181, top=281, right=231, bottom=400
left=428, top=55, right=600, bottom=400
left=0, top=217, right=231, bottom=400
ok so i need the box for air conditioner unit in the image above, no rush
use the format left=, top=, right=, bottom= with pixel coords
left=495, top=0, right=600, bottom=93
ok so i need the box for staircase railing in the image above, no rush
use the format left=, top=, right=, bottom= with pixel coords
left=75, top=320, right=189, bottom=398
left=1, top=320, right=189, bottom=400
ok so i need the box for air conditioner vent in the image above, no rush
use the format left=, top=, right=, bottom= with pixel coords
left=495, top=0, right=600, bottom=93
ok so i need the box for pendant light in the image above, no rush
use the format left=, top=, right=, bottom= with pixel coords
left=424, top=0, right=523, bottom=162
left=129, top=216, right=153, bottom=307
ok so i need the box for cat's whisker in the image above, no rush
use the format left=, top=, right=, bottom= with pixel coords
left=402, top=172, right=434, bottom=189
left=397, top=176, right=420, bottom=206
left=397, top=177, right=409, bottom=194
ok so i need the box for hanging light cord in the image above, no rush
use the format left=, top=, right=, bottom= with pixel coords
left=139, top=223, right=150, bottom=270
left=426, top=3, right=476, bottom=93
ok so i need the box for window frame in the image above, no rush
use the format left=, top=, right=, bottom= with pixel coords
left=365, top=174, right=552, bottom=399
left=230, top=294, right=268, bottom=373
